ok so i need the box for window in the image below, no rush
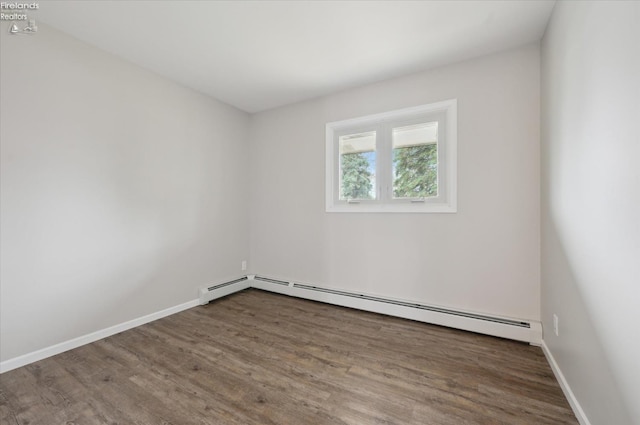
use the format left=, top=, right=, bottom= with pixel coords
left=326, top=99, right=457, bottom=213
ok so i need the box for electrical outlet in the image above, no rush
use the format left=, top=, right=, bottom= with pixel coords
left=553, top=314, right=559, bottom=336
left=241, top=260, right=247, bottom=271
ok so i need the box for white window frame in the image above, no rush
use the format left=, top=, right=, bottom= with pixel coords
left=326, top=99, right=457, bottom=213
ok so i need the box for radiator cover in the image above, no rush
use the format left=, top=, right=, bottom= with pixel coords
left=201, top=274, right=542, bottom=345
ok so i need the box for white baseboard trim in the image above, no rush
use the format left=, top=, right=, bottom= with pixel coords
left=1, top=274, right=543, bottom=374
left=0, top=299, right=199, bottom=374
left=541, top=340, right=591, bottom=425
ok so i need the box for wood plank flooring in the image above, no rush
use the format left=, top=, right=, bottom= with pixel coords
left=0, top=289, right=578, bottom=424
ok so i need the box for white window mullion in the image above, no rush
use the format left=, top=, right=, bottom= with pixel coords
left=377, top=123, right=391, bottom=203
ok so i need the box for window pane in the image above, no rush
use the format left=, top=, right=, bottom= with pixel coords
left=339, top=131, right=376, bottom=200
left=392, top=122, right=438, bottom=199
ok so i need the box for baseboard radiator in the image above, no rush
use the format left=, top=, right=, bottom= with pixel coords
left=199, top=276, right=250, bottom=305
left=201, top=274, right=542, bottom=345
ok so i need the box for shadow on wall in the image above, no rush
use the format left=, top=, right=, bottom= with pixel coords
left=542, top=217, right=632, bottom=425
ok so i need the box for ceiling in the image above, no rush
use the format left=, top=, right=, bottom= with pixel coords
left=35, top=1, right=555, bottom=113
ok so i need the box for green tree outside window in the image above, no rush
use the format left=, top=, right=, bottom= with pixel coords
left=340, top=152, right=373, bottom=200
left=393, top=144, right=437, bottom=198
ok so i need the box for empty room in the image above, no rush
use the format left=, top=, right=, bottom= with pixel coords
left=0, top=1, right=638, bottom=424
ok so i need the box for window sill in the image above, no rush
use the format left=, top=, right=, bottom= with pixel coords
left=326, top=202, right=457, bottom=213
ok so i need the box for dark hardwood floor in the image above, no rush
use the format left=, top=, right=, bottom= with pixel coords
left=0, top=289, right=577, bottom=424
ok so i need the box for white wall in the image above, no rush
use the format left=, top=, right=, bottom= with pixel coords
left=541, top=2, right=639, bottom=424
left=249, top=45, right=541, bottom=322
left=0, top=23, right=250, bottom=363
